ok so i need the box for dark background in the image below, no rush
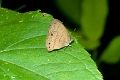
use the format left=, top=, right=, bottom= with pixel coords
left=1, top=0, right=120, bottom=79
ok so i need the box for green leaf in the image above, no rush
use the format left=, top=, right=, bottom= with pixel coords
left=0, top=8, right=102, bottom=80
left=80, top=0, right=108, bottom=40
left=100, top=36, right=120, bottom=64
left=79, top=0, right=108, bottom=50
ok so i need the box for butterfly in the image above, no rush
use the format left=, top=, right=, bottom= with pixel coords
left=46, top=19, right=73, bottom=51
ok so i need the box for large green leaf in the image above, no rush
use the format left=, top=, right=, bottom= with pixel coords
left=0, top=8, right=102, bottom=80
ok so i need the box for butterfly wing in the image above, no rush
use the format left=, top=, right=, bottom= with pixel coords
left=46, top=19, right=73, bottom=51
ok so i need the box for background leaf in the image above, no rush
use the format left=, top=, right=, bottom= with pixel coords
left=54, top=0, right=108, bottom=50
left=0, top=8, right=102, bottom=80
left=54, top=0, right=81, bottom=26
left=100, top=36, right=120, bottom=64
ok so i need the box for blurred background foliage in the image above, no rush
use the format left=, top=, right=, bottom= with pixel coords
left=0, top=0, right=120, bottom=79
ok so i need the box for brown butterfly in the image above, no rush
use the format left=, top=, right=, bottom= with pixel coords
left=46, top=19, right=73, bottom=51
